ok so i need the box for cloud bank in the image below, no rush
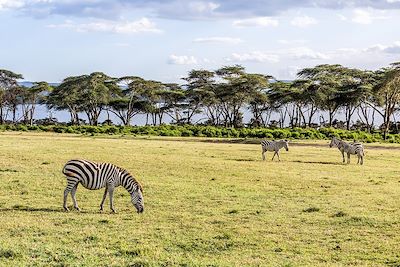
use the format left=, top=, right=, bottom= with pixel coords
left=2, top=0, right=400, bottom=20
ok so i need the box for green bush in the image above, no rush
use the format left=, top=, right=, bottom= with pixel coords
left=2, top=123, right=400, bottom=143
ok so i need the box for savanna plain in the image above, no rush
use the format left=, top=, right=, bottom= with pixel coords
left=0, top=132, right=399, bottom=266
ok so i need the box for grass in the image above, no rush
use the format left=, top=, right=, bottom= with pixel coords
left=0, top=132, right=399, bottom=266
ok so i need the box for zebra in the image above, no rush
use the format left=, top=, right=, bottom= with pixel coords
left=261, top=140, right=289, bottom=161
left=62, top=159, right=144, bottom=213
left=329, top=137, right=364, bottom=165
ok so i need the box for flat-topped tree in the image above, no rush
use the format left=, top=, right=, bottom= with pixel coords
left=46, top=72, right=119, bottom=125
left=297, top=64, right=349, bottom=127
left=0, top=69, right=23, bottom=124
left=182, top=69, right=216, bottom=125
left=370, top=62, right=400, bottom=139
left=215, top=65, right=271, bottom=128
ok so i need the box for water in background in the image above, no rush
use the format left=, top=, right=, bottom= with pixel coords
left=7, top=104, right=383, bottom=127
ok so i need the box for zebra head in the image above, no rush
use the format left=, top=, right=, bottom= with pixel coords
left=131, top=184, right=144, bottom=213
left=283, top=139, right=289, bottom=151
left=284, top=140, right=289, bottom=151
left=329, top=137, right=339, bottom=148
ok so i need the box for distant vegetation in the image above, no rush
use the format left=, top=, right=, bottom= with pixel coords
left=1, top=62, right=400, bottom=139
left=3, top=124, right=400, bottom=143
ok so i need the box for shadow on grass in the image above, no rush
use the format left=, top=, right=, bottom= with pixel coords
left=0, top=206, right=64, bottom=213
left=230, top=158, right=258, bottom=162
left=292, top=160, right=344, bottom=165
left=0, top=205, right=100, bottom=213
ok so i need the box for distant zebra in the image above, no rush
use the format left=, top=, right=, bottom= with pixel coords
left=62, top=159, right=144, bottom=213
left=261, top=140, right=289, bottom=161
left=329, top=137, right=364, bottom=165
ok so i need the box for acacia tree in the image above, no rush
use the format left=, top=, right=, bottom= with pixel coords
left=159, top=83, right=187, bottom=124
left=369, top=62, right=400, bottom=138
left=21, top=82, right=53, bottom=125
left=182, top=69, right=216, bottom=125
left=333, top=69, right=373, bottom=130
left=107, top=76, right=145, bottom=126
left=215, top=65, right=270, bottom=127
left=47, top=72, right=118, bottom=125
left=297, top=64, right=348, bottom=126
left=268, top=81, right=296, bottom=128
left=0, top=69, right=23, bottom=123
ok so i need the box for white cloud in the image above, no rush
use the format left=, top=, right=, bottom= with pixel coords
left=278, top=39, right=308, bottom=45
left=290, top=16, right=318, bottom=27
left=193, top=37, right=243, bottom=44
left=289, top=47, right=330, bottom=60
left=233, top=17, right=279, bottom=27
left=48, top=18, right=161, bottom=34
left=365, top=41, right=400, bottom=54
left=168, top=54, right=198, bottom=65
left=0, top=0, right=24, bottom=10
left=225, top=51, right=279, bottom=63
left=351, top=9, right=389, bottom=24
left=337, top=14, right=347, bottom=21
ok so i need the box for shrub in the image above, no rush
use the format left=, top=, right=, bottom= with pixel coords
left=2, top=123, right=400, bottom=143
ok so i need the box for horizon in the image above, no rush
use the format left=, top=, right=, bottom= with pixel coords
left=1, top=0, right=400, bottom=83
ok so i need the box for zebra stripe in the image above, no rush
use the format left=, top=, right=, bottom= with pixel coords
left=329, top=137, right=364, bottom=165
left=261, top=139, right=289, bottom=161
left=62, top=159, right=144, bottom=213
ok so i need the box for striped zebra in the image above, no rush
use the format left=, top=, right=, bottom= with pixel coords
left=261, top=140, right=289, bottom=161
left=62, top=159, right=144, bottom=213
left=329, top=137, right=364, bottom=165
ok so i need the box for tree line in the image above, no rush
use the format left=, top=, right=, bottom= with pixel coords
left=1, top=63, right=400, bottom=138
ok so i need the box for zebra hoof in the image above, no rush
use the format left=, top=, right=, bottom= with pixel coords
left=111, top=209, right=117, bottom=214
left=64, top=207, right=70, bottom=212
left=75, top=207, right=81, bottom=212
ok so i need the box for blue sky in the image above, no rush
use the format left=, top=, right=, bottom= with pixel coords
left=1, top=0, right=400, bottom=83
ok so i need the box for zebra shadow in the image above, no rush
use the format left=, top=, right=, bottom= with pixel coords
left=0, top=205, right=65, bottom=213
left=0, top=205, right=120, bottom=214
left=0, top=206, right=64, bottom=212
left=292, top=160, right=344, bottom=165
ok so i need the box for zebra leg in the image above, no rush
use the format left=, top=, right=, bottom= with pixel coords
left=360, top=155, right=364, bottom=165
left=271, top=151, right=276, bottom=161
left=63, top=188, right=70, bottom=212
left=63, top=179, right=78, bottom=211
left=347, top=153, right=351, bottom=164
left=277, top=151, right=281, bottom=161
left=341, top=151, right=345, bottom=163
left=108, top=187, right=116, bottom=213
left=262, top=150, right=266, bottom=161
left=99, top=187, right=108, bottom=211
left=71, top=184, right=80, bottom=211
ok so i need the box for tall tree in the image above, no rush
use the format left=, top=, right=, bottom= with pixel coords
left=369, top=62, right=400, bottom=139
left=21, top=82, right=53, bottom=125
left=297, top=64, right=347, bottom=126
left=47, top=72, right=118, bottom=125
left=0, top=69, right=23, bottom=123
left=182, top=69, right=216, bottom=124
left=215, top=65, right=270, bottom=127
left=108, top=76, right=144, bottom=126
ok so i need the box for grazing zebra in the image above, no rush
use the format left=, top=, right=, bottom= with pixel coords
left=62, top=159, right=144, bottom=213
left=261, top=140, right=289, bottom=161
left=329, top=137, right=364, bottom=165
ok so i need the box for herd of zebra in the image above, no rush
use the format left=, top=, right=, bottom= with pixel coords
left=61, top=137, right=363, bottom=214
left=261, top=137, right=365, bottom=164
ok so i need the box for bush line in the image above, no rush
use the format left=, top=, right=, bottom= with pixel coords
left=1, top=124, right=399, bottom=143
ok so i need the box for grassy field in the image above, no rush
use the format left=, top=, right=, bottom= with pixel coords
left=0, top=132, right=399, bottom=266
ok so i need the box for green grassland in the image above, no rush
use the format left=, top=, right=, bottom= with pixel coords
left=0, top=132, right=399, bottom=266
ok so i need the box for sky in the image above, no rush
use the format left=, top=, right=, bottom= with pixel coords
left=1, top=0, right=400, bottom=84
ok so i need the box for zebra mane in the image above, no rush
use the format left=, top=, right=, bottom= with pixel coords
left=118, top=166, right=143, bottom=193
